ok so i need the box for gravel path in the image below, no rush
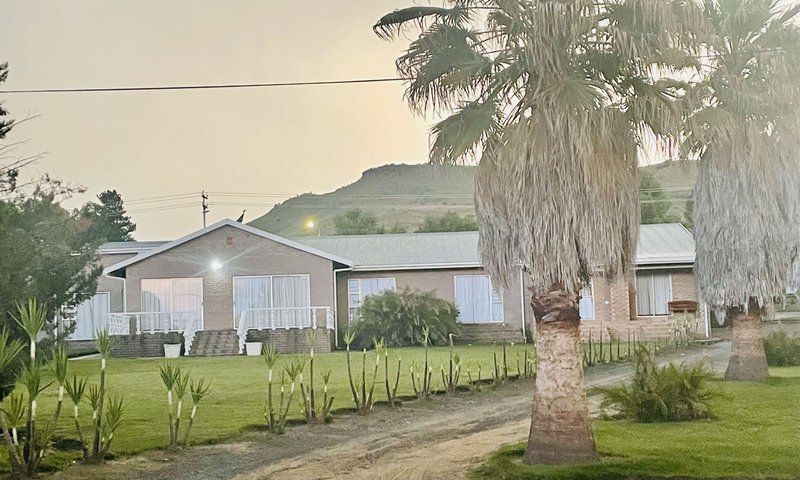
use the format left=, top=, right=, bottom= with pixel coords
left=51, top=342, right=731, bottom=480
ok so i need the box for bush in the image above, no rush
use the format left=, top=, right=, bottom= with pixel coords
left=592, top=345, right=717, bottom=422
left=355, top=287, right=460, bottom=347
left=764, top=331, right=800, bottom=366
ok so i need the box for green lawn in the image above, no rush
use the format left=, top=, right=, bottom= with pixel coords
left=1, top=343, right=533, bottom=472
left=473, top=367, right=800, bottom=480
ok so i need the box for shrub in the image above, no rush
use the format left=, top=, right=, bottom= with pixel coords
left=764, top=331, right=800, bottom=366
left=592, top=345, right=718, bottom=422
left=355, top=287, right=459, bottom=347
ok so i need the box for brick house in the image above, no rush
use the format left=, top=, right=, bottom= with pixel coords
left=65, top=220, right=707, bottom=356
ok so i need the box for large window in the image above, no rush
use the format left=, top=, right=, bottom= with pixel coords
left=636, top=272, right=672, bottom=316
left=68, top=292, right=110, bottom=340
left=141, top=278, right=204, bottom=330
left=454, top=275, right=504, bottom=323
left=579, top=283, right=595, bottom=320
left=348, top=278, right=397, bottom=322
left=234, top=275, right=311, bottom=328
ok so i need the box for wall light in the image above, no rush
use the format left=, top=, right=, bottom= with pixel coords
left=211, top=260, right=222, bottom=271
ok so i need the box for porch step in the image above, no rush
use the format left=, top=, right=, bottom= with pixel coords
left=190, top=330, right=240, bottom=356
left=457, top=323, right=525, bottom=344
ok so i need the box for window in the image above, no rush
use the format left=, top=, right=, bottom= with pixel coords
left=141, top=278, right=203, bottom=330
left=348, top=278, right=397, bottom=322
left=233, top=275, right=311, bottom=328
left=454, top=275, right=504, bottom=323
left=579, top=283, right=595, bottom=320
left=68, top=292, right=110, bottom=340
left=636, top=272, right=672, bottom=316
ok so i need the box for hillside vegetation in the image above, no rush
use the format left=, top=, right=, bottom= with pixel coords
left=248, top=162, right=696, bottom=236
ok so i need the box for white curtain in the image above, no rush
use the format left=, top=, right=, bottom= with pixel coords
left=172, top=278, right=203, bottom=329
left=579, top=284, right=595, bottom=319
left=273, top=276, right=310, bottom=327
left=141, top=278, right=202, bottom=330
left=636, top=273, right=671, bottom=316
left=141, top=279, right=172, bottom=330
left=234, top=276, right=271, bottom=328
left=455, top=276, right=492, bottom=323
left=70, top=293, right=110, bottom=340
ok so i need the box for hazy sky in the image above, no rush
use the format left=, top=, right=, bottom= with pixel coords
left=0, top=1, right=432, bottom=239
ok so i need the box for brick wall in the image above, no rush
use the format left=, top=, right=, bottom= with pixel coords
left=245, top=328, right=333, bottom=354
left=111, top=332, right=185, bottom=357
left=98, top=253, right=136, bottom=313
left=124, top=225, right=337, bottom=331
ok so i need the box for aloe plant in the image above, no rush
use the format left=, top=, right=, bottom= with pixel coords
left=299, top=330, right=335, bottom=422
left=343, top=330, right=380, bottom=413
left=440, top=334, right=461, bottom=394
left=410, top=327, right=433, bottom=399
left=382, top=341, right=401, bottom=407
left=182, top=379, right=210, bottom=446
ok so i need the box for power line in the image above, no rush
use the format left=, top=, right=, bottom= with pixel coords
left=0, top=77, right=406, bottom=94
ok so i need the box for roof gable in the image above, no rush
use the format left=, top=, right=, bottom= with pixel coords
left=104, top=219, right=353, bottom=276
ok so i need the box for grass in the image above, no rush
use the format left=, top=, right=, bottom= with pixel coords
left=0, top=343, right=533, bottom=472
left=472, top=367, right=800, bottom=480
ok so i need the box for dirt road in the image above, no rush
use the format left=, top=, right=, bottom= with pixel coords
left=53, top=342, right=730, bottom=480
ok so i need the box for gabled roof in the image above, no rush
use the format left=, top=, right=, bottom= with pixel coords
left=636, top=223, right=695, bottom=265
left=294, top=223, right=695, bottom=270
left=104, top=219, right=353, bottom=277
left=99, top=241, right=169, bottom=255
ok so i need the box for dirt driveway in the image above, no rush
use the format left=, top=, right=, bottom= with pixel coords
left=52, top=342, right=731, bottom=480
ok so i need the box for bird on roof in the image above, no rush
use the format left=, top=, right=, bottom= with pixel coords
left=236, top=210, right=246, bottom=222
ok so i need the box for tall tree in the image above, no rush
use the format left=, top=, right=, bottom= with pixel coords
left=686, top=0, right=800, bottom=381
left=77, top=189, right=136, bottom=243
left=416, top=210, right=477, bottom=232
left=640, top=171, right=679, bottom=224
left=0, top=192, right=102, bottom=398
left=333, top=209, right=384, bottom=235
left=376, top=0, right=705, bottom=464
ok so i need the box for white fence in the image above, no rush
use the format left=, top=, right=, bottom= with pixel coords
left=236, top=306, right=334, bottom=353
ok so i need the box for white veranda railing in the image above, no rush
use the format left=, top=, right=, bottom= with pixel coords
left=236, top=306, right=334, bottom=353
left=106, top=311, right=202, bottom=354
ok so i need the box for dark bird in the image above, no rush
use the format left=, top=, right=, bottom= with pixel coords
left=236, top=210, right=246, bottom=222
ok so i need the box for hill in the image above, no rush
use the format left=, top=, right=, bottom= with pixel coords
left=248, top=161, right=697, bottom=236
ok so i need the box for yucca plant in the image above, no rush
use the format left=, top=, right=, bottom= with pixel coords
left=159, top=363, right=188, bottom=452
left=592, top=345, right=718, bottom=422
left=440, top=334, right=461, bottom=394
left=299, top=330, right=335, bottom=422
left=263, top=343, right=281, bottom=430
left=343, top=331, right=380, bottom=413
left=382, top=342, right=401, bottom=407
left=182, top=379, right=210, bottom=446
left=268, top=361, right=302, bottom=434
left=410, top=327, right=433, bottom=399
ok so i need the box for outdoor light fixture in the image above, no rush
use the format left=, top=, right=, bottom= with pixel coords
left=306, top=220, right=315, bottom=229
left=211, top=260, right=222, bottom=271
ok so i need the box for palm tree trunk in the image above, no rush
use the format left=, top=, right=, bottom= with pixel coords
left=524, top=287, right=598, bottom=465
left=725, top=302, right=768, bottom=381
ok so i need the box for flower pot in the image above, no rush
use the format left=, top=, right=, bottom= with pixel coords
left=245, top=341, right=263, bottom=356
left=164, top=343, right=182, bottom=358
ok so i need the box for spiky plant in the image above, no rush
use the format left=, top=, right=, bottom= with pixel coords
left=342, top=331, right=380, bottom=412
left=685, top=0, right=800, bottom=382
left=441, top=334, right=461, bottom=394
left=382, top=342, right=402, bottom=407
left=410, top=327, right=433, bottom=399
left=182, top=379, right=210, bottom=446
left=263, top=343, right=280, bottom=430
left=375, top=0, right=708, bottom=464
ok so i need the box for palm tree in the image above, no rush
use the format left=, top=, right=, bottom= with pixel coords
left=685, top=0, right=800, bottom=382
left=375, top=0, right=706, bottom=465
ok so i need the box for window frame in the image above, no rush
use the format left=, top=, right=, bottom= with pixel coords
left=453, top=274, right=504, bottom=323
left=232, top=274, right=312, bottom=328
left=579, top=281, right=595, bottom=320
left=347, top=277, right=397, bottom=323
left=635, top=271, right=673, bottom=317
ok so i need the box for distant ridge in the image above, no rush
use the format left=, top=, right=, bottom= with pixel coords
left=248, top=162, right=696, bottom=236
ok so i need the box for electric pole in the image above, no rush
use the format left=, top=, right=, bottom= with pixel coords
left=201, top=191, right=209, bottom=227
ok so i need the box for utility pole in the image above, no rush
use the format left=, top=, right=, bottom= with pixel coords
left=201, top=191, right=209, bottom=227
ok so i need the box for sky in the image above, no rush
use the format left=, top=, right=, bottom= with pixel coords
left=0, top=1, right=432, bottom=239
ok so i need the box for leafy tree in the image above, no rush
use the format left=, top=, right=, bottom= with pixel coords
left=0, top=193, right=102, bottom=399
left=354, top=287, right=459, bottom=347
left=640, top=171, right=679, bottom=224
left=333, top=209, right=384, bottom=235
left=686, top=0, right=800, bottom=381
left=76, top=189, right=136, bottom=243
left=416, top=210, right=477, bottom=232
left=376, top=0, right=705, bottom=464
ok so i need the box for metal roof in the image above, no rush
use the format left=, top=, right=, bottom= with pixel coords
left=100, top=223, right=694, bottom=272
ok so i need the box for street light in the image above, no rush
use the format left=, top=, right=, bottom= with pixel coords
left=305, top=218, right=320, bottom=237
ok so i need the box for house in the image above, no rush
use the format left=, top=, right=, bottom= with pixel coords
left=64, top=219, right=707, bottom=356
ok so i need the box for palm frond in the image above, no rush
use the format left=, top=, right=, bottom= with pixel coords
left=430, top=97, right=501, bottom=165
left=374, top=6, right=470, bottom=40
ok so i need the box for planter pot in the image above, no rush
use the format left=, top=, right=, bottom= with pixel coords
left=164, top=344, right=182, bottom=358
left=245, top=342, right=263, bottom=356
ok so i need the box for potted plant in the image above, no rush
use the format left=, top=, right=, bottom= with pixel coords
left=164, top=343, right=182, bottom=358
left=245, top=341, right=263, bottom=356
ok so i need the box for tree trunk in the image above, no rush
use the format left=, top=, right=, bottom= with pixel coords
left=725, top=304, right=768, bottom=382
left=523, top=287, right=598, bottom=465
